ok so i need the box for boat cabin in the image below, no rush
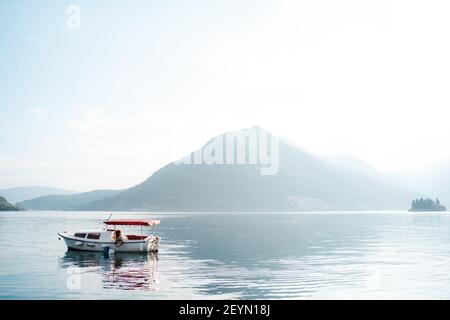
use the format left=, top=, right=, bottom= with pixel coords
left=103, top=219, right=160, bottom=241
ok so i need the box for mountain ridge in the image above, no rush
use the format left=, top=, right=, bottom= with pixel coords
left=17, top=189, right=122, bottom=211
left=80, top=127, right=420, bottom=211
left=0, top=186, right=77, bottom=204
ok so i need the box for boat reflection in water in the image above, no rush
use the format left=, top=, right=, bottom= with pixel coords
left=60, top=250, right=159, bottom=291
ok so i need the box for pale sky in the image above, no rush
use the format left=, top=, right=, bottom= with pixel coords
left=1, top=0, right=450, bottom=191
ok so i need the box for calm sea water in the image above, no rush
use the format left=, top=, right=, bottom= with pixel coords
left=1, top=211, right=450, bottom=299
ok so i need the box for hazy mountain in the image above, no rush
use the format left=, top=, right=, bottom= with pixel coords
left=0, top=186, right=76, bottom=204
left=81, top=127, right=419, bottom=211
left=319, top=154, right=386, bottom=181
left=17, top=189, right=122, bottom=210
left=0, top=196, right=20, bottom=211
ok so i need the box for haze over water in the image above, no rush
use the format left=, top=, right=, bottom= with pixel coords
left=1, top=211, right=450, bottom=299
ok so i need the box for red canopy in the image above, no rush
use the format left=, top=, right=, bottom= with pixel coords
left=103, top=219, right=160, bottom=226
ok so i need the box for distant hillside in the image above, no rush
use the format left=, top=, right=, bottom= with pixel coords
left=319, top=154, right=385, bottom=181
left=17, top=189, right=122, bottom=210
left=0, top=196, right=19, bottom=211
left=81, top=127, right=420, bottom=211
left=0, top=186, right=77, bottom=204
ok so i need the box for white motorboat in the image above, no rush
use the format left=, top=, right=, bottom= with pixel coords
left=58, top=218, right=160, bottom=253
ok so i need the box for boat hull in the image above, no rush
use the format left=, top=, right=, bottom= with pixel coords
left=58, top=232, right=159, bottom=253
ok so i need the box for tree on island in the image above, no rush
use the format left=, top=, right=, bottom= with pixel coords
left=409, top=197, right=447, bottom=212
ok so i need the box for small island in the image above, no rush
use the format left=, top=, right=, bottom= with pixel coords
left=409, top=197, right=447, bottom=212
left=0, top=196, right=20, bottom=211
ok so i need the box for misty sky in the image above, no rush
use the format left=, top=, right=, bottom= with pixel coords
left=1, top=0, right=450, bottom=191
